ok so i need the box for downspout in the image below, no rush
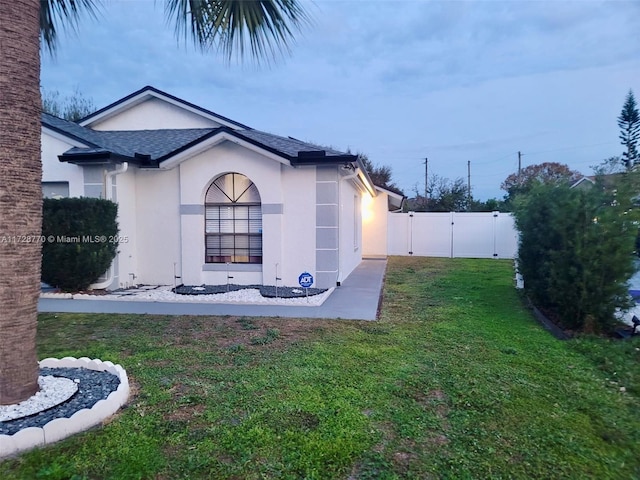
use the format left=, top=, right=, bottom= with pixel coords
left=90, top=162, right=129, bottom=289
left=105, top=162, right=129, bottom=201
left=176, top=165, right=183, bottom=287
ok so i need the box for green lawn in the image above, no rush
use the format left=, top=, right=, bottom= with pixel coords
left=2, top=257, right=639, bottom=479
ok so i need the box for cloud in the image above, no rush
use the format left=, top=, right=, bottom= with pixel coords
left=40, top=0, right=640, bottom=199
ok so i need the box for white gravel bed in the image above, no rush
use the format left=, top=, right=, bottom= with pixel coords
left=41, top=286, right=333, bottom=306
left=0, top=376, right=78, bottom=421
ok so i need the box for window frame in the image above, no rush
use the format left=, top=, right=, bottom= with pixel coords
left=204, top=173, right=262, bottom=264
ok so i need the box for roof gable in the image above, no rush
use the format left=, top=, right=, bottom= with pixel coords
left=42, top=87, right=374, bottom=195
left=374, top=185, right=405, bottom=211
left=78, top=86, right=250, bottom=131
left=570, top=176, right=596, bottom=189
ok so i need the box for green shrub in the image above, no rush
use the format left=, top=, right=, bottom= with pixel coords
left=513, top=175, right=639, bottom=333
left=42, top=197, right=118, bottom=291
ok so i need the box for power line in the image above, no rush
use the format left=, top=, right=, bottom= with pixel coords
left=371, top=140, right=618, bottom=166
left=516, top=141, right=617, bottom=157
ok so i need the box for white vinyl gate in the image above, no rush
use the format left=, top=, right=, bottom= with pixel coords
left=387, top=211, right=518, bottom=259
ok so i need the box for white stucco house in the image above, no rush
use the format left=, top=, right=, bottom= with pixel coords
left=41, top=86, right=402, bottom=290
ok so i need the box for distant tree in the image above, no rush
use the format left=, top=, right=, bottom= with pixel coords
left=471, top=197, right=507, bottom=212
left=618, top=89, right=640, bottom=170
left=501, top=162, right=582, bottom=202
left=592, top=156, right=626, bottom=176
left=42, top=87, right=95, bottom=121
left=358, top=153, right=402, bottom=193
left=408, top=174, right=469, bottom=212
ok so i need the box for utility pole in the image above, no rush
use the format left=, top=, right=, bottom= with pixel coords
left=518, top=151, right=522, bottom=179
left=467, top=160, right=471, bottom=210
left=424, top=157, right=428, bottom=201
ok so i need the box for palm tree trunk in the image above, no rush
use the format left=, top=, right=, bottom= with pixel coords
left=0, top=0, right=42, bottom=405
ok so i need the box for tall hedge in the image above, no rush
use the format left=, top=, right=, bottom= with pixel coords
left=42, top=198, right=118, bottom=291
left=513, top=175, right=639, bottom=333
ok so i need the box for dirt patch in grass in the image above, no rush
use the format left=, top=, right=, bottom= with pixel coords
left=393, top=450, right=418, bottom=471
left=157, top=316, right=327, bottom=350
left=372, top=420, right=397, bottom=453
left=422, top=389, right=450, bottom=420
left=265, top=409, right=321, bottom=433
left=165, top=403, right=206, bottom=422
left=427, top=434, right=449, bottom=446
left=124, top=376, right=141, bottom=408
left=145, top=359, right=173, bottom=368
left=403, top=388, right=451, bottom=448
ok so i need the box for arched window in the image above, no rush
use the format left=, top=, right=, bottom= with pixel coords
left=205, top=173, right=262, bottom=264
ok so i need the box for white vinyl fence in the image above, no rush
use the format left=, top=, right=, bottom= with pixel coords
left=387, top=211, right=518, bottom=259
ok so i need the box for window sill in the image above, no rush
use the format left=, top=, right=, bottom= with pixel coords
left=202, top=264, right=262, bottom=272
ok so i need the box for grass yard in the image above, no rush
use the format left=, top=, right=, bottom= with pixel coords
left=2, top=257, right=639, bottom=479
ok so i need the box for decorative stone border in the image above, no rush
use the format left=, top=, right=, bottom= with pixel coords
left=0, top=357, right=129, bottom=459
left=40, top=292, right=73, bottom=299
left=39, top=287, right=334, bottom=306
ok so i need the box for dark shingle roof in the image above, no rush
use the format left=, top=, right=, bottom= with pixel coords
left=70, top=128, right=214, bottom=159
left=237, top=130, right=346, bottom=158
left=42, top=113, right=354, bottom=166
left=42, top=112, right=103, bottom=147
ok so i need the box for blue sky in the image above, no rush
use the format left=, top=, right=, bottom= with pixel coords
left=41, top=0, right=640, bottom=200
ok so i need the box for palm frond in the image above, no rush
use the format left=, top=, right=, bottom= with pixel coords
left=165, top=0, right=312, bottom=64
left=40, top=0, right=101, bottom=53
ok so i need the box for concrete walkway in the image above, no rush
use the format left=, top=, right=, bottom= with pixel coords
left=38, top=258, right=387, bottom=321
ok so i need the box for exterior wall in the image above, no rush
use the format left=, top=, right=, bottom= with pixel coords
left=178, top=141, right=287, bottom=286
left=111, top=169, right=139, bottom=288
left=89, top=98, right=223, bottom=131
left=315, top=166, right=339, bottom=288
left=134, top=168, right=181, bottom=285
left=337, top=175, right=363, bottom=284
left=362, top=191, right=389, bottom=257
left=41, top=131, right=85, bottom=197
left=142, top=152, right=364, bottom=290
left=280, top=165, right=318, bottom=287
left=174, top=143, right=365, bottom=290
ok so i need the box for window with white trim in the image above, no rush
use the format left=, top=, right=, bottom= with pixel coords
left=42, top=181, right=69, bottom=199
left=205, top=173, right=262, bottom=264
